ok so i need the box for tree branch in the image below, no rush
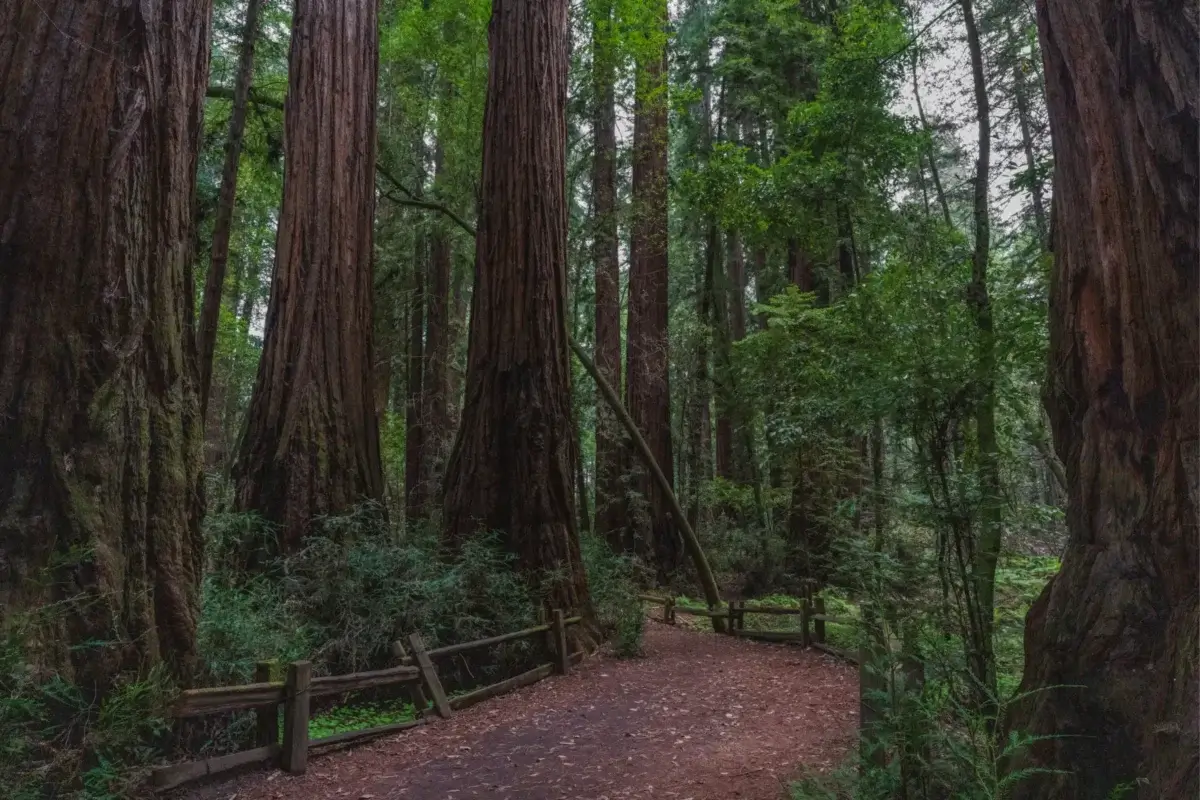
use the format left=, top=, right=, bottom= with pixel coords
left=206, top=86, right=479, bottom=239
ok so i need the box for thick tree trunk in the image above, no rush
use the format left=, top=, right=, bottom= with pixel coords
left=1006, top=3, right=1198, bottom=797
left=627, top=0, right=679, bottom=580
left=233, top=0, right=384, bottom=553
left=198, top=0, right=264, bottom=417
left=442, top=0, right=596, bottom=635
left=591, top=1, right=625, bottom=548
left=0, top=0, right=211, bottom=686
left=961, top=0, right=1002, bottom=717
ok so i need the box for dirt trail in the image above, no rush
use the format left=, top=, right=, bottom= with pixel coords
left=186, top=622, right=857, bottom=800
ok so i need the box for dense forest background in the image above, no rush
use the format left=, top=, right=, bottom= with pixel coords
left=0, top=0, right=1195, bottom=798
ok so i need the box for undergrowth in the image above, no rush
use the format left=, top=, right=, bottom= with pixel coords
left=1, top=621, right=175, bottom=800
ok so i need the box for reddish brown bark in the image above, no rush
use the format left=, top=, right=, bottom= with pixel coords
left=0, top=0, right=210, bottom=686
left=198, top=0, right=264, bottom=417
left=441, top=0, right=595, bottom=631
left=592, top=0, right=625, bottom=548
left=627, top=0, right=680, bottom=579
left=234, top=0, right=384, bottom=552
left=1006, top=2, right=1198, bottom=797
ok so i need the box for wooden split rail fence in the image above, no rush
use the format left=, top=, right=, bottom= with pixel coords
left=152, top=611, right=583, bottom=791
left=636, top=593, right=858, bottom=661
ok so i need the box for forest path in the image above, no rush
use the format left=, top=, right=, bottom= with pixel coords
left=186, top=622, right=857, bottom=800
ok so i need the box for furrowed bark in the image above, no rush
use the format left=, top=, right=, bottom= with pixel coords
left=0, top=0, right=211, bottom=686
left=441, top=0, right=597, bottom=642
left=591, top=0, right=625, bottom=548
left=233, top=0, right=384, bottom=553
left=626, top=0, right=679, bottom=581
left=1006, top=2, right=1198, bottom=797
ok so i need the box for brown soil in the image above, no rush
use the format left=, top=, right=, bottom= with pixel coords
left=184, top=620, right=857, bottom=800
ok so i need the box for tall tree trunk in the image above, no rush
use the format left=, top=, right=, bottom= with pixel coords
left=442, top=0, right=596, bottom=635
left=626, top=0, right=679, bottom=580
left=784, top=241, right=826, bottom=588
left=714, top=231, right=735, bottom=482
left=0, top=0, right=211, bottom=687
left=421, top=139, right=453, bottom=514
left=960, top=0, right=1002, bottom=717
left=234, top=0, right=384, bottom=553
left=405, top=235, right=427, bottom=522
left=911, top=52, right=953, bottom=229
left=1007, top=21, right=1048, bottom=245
left=198, top=0, right=264, bottom=417
left=1006, top=3, right=1198, bottom=797
left=726, top=229, right=753, bottom=484
left=591, top=0, right=625, bottom=548
left=686, top=223, right=716, bottom=529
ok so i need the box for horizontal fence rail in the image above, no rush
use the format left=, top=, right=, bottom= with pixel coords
left=152, top=610, right=585, bottom=792
left=637, top=593, right=860, bottom=662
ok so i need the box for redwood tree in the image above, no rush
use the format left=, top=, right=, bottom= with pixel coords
left=626, top=0, right=680, bottom=579
left=234, top=0, right=384, bottom=551
left=591, top=0, right=626, bottom=548
left=442, top=0, right=596, bottom=629
left=0, top=0, right=211, bottom=685
left=1006, top=2, right=1198, bottom=797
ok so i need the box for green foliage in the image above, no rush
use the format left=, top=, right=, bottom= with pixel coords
left=0, top=623, right=175, bottom=800
left=790, top=678, right=1066, bottom=800
left=199, top=508, right=537, bottom=679
left=308, top=701, right=417, bottom=740
left=581, top=534, right=647, bottom=657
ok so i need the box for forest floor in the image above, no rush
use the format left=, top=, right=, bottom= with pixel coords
left=184, top=621, right=858, bottom=800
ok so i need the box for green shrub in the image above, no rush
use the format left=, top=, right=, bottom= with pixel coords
left=580, top=533, right=646, bottom=657
left=199, top=508, right=538, bottom=678
left=0, top=623, right=174, bottom=800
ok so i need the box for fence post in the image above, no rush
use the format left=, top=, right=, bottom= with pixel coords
left=391, top=639, right=429, bottom=713
left=281, top=661, right=311, bottom=774
left=813, top=596, right=826, bottom=644
left=800, top=598, right=811, bottom=647
left=552, top=609, right=570, bottom=675
left=408, top=633, right=452, bottom=718
left=254, top=662, right=278, bottom=748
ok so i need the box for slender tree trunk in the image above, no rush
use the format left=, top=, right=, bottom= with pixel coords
left=442, top=0, right=596, bottom=636
left=687, top=223, right=717, bottom=529
left=1006, top=3, right=1198, bottom=797
left=421, top=139, right=453, bottom=513
left=591, top=0, right=625, bottom=548
left=198, top=0, right=264, bottom=417
left=627, top=0, right=679, bottom=580
left=960, top=0, right=1002, bottom=717
left=0, top=0, right=211, bottom=687
left=406, top=235, right=427, bottom=522
left=714, top=231, right=735, bottom=482
left=726, top=229, right=755, bottom=484
left=912, top=53, right=953, bottom=228
left=234, top=0, right=384, bottom=552
left=1007, top=22, right=1048, bottom=245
